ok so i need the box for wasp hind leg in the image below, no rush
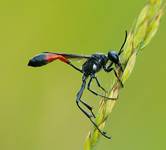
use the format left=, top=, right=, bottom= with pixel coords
left=76, top=77, right=95, bottom=118
left=76, top=77, right=111, bottom=139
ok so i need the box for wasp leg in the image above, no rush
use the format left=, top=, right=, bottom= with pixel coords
left=77, top=88, right=111, bottom=139
left=79, top=99, right=96, bottom=118
left=77, top=100, right=111, bottom=138
left=68, top=62, right=83, bottom=73
left=87, top=76, right=116, bottom=100
left=94, top=76, right=107, bottom=93
left=113, top=69, right=124, bottom=88
left=89, top=117, right=111, bottom=139
left=76, top=76, right=111, bottom=139
left=76, top=77, right=94, bottom=118
left=104, top=66, right=124, bottom=88
left=68, top=63, right=95, bottom=116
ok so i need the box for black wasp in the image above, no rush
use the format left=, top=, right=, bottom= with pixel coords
left=28, top=31, right=127, bottom=139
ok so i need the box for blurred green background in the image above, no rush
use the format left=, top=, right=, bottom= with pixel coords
left=0, top=0, right=165, bottom=150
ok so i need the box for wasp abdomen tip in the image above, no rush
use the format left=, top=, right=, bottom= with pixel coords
left=27, top=53, right=48, bottom=67
left=27, top=60, right=38, bottom=67
left=27, top=61, right=32, bottom=66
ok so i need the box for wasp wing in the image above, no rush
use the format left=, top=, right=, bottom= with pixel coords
left=48, top=52, right=90, bottom=59
left=28, top=52, right=91, bottom=67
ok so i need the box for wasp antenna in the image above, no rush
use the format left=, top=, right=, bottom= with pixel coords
left=118, top=30, right=128, bottom=55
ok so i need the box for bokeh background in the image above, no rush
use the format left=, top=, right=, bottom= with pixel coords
left=0, top=0, right=165, bottom=150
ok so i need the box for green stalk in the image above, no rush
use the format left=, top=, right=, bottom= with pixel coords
left=84, top=0, right=165, bottom=149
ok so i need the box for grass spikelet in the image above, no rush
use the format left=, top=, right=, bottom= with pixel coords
left=84, top=0, right=164, bottom=149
